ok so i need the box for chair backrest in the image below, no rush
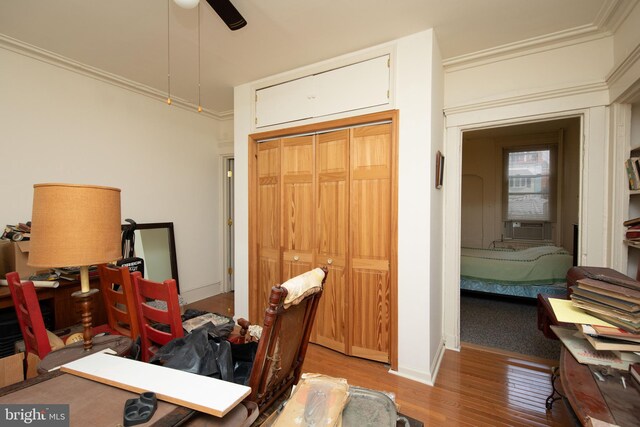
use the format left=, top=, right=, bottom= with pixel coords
left=131, top=271, right=184, bottom=362
left=6, top=272, right=52, bottom=359
left=98, top=264, right=140, bottom=339
left=245, top=267, right=327, bottom=411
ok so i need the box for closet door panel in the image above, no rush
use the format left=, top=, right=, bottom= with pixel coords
left=350, top=124, right=391, bottom=362
left=257, top=140, right=281, bottom=314
left=281, top=135, right=315, bottom=281
left=251, top=113, right=396, bottom=366
left=351, top=268, right=390, bottom=362
left=351, top=181, right=390, bottom=258
left=312, top=130, right=349, bottom=352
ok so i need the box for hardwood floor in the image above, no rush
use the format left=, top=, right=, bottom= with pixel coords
left=187, top=292, right=575, bottom=426
left=185, top=292, right=235, bottom=317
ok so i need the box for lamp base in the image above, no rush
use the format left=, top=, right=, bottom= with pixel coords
left=72, top=288, right=99, bottom=351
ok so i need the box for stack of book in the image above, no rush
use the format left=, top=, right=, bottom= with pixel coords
left=625, top=157, right=640, bottom=190
left=570, top=276, right=640, bottom=364
left=571, top=277, right=640, bottom=333
left=578, top=324, right=640, bottom=353
left=53, top=266, right=99, bottom=281
left=1, top=222, right=31, bottom=242
left=624, top=217, right=640, bottom=245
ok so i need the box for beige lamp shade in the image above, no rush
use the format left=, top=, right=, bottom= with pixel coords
left=28, top=183, right=122, bottom=268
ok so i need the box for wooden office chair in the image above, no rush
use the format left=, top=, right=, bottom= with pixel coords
left=6, top=272, right=52, bottom=375
left=94, top=264, right=140, bottom=339
left=131, top=271, right=184, bottom=362
left=242, top=267, right=327, bottom=413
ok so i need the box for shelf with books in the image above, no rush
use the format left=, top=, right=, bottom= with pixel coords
left=622, top=105, right=640, bottom=285
left=624, top=239, right=640, bottom=249
left=624, top=215, right=640, bottom=255
left=625, top=157, right=640, bottom=190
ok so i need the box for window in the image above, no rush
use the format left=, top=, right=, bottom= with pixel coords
left=503, top=146, right=556, bottom=221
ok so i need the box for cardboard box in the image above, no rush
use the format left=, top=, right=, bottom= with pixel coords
left=0, top=240, right=39, bottom=279
left=0, top=352, right=24, bottom=387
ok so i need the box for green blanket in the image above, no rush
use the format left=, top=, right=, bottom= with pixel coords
left=461, top=246, right=572, bottom=285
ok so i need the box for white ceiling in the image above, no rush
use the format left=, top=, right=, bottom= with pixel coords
left=0, top=0, right=630, bottom=114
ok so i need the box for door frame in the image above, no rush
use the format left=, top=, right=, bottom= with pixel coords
left=248, top=109, right=399, bottom=370
left=443, top=106, right=609, bottom=350
left=222, top=155, right=235, bottom=293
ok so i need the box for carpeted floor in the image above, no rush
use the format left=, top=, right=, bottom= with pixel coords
left=460, top=292, right=561, bottom=360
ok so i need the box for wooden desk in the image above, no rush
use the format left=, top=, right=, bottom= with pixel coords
left=0, top=276, right=107, bottom=330
left=560, top=348, right=640, bottom=426
left=0, top=370, right=258, bottom=426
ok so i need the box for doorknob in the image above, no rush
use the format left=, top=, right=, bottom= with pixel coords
left=293, top=255, right=299, bottom=261
left=327, top=258, right=333, bottom=265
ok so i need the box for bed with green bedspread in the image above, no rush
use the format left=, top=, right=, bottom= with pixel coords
left=460, top=246, right=572, bottom=298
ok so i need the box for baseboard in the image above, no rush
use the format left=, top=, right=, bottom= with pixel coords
left=388, top=338, right=446, bottom=386
left=388, top=366, right=433, bottom=386
left=180, top=281, right=224, bottom=305
left=429, top=339, right=446, bottom=384
left=444, top=331, right=460, bottom=351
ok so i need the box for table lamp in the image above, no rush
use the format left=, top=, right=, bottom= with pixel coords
left=28, top=183, right=122, bottom=350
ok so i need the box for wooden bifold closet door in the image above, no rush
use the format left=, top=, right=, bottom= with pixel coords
left=251, top=114, right=396, bottom=365
left=349, top=124, right=392, bottom=362
left=313, top=129, right=349, bottom=353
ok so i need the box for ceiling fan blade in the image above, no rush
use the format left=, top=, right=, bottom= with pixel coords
left=205, top=0, right=247, bottom=31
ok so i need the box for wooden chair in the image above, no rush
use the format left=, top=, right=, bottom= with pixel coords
left=94, top=264, right=140, bottom=339
left=242, top=266, right=328, bottom=413
left=6, top=271, right=52, bottom=375
left=131, top=271, right=184, bottom=362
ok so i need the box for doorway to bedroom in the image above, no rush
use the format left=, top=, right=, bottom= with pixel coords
left=459, top=117, right=581, bottom=359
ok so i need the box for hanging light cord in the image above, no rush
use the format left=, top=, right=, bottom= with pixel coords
left=167, top=0, right=172, bottom=105
left=197, top=2, right=202, bottom=112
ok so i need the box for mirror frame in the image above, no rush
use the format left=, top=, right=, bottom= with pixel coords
left=121, top=222, right=180, bottom=293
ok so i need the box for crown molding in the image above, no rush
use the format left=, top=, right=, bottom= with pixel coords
left=607, top=42, right=640, bottom=86
left=608, top=42, right=640, bottom=103
left=443, top=0, right=636, bottom=71
left=216, top=110, right=235, bottom=120
left=443, top=81, right=609, bottom=116
left=443, top=26, right=609, bottom=71
left=594, top=0, right=639, bottom=33
left=0, top=33, right=232, bottom=121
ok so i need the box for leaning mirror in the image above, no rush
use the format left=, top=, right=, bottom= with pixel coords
left=121, top=222, right=179, bottom=293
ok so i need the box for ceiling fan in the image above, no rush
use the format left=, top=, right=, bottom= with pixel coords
left=173, top=0, right=247, bottom=31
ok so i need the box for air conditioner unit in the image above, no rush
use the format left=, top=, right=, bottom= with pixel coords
left=503, top=221, right=552, bottom=241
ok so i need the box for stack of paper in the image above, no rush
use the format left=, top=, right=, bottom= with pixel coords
left=548, top=297, right=640, bottom=366
left=550, top=326, right=629, bottom=370
left=578, top=324, right=640, bottom=352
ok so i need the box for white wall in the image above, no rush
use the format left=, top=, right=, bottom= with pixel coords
left=610, top=3, right=640, bottom=101
left=428, top=34, right=445, bottom=371
left=394, top=30, right=442, bottom=384
left=632, top=102, right=640, bottom=148
left=234, top=30, right=445, bottom=384
left=0, top=46, right=227, bottom=302
left=232, top=84, right=252, bottom=319
left=446, top=36, right=613, bottom=108
left=442, top=32, right=623, bottom=349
